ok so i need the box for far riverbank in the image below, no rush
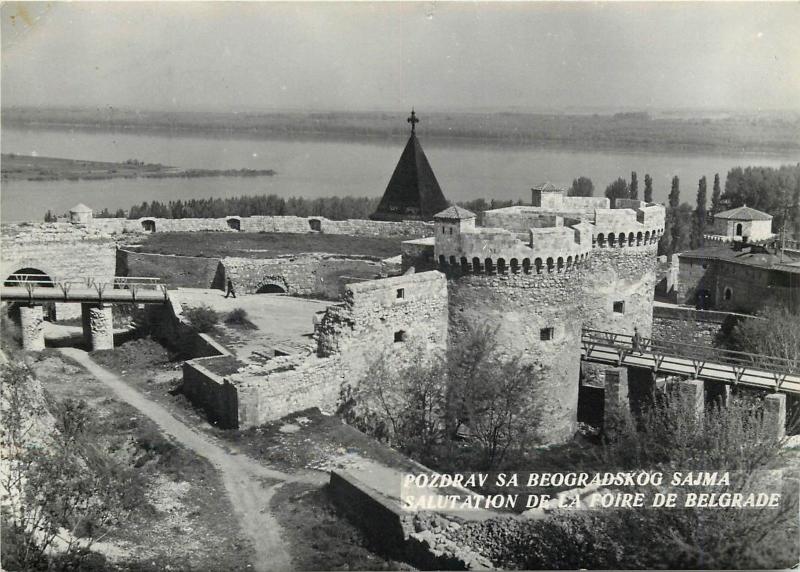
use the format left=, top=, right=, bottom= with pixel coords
left=0, top=153, right=276, bottom=182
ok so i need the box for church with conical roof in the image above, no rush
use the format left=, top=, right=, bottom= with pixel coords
left=370, top=110, right=450, bottom=221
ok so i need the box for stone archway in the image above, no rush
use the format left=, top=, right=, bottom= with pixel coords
left=4, top=267, right=55, bottom=288
left=141, top=219, right=156, bottom=232
left=255, top=275, right=289, bottom=294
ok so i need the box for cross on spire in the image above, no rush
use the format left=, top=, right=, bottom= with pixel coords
left=407, top=109, right=419, bottom=133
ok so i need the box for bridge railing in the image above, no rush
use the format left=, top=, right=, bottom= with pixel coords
left=2, top=274, right=167, bottom=302
left=582, top=328, right=798, bottom=376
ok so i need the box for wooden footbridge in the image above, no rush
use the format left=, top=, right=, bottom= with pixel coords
left=582, top=328, right=800, bottom=394
left=0, top=274, right=169, bottom=304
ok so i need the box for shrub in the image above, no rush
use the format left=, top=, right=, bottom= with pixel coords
left=183, top=305, right=220, bottom=333
left=225, top=308, right=257, bottom=329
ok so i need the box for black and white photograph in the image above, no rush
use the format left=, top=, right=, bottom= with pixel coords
left=1, top=1, right=799, bottom=570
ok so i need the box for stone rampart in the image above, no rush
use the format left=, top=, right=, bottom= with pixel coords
left=5, top=216, right=433, bottom=239
left=652, top=305, right=755, bottom=347
left=1, top=235, right=116, bottom=283
left=116, top=248, right=223, bottom=289
left=581, top=245, right=659, bottom=337
left=221, top=254, right=383, bottom=299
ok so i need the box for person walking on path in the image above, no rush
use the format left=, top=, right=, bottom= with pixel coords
left=225, top=278, right=237, bottom=299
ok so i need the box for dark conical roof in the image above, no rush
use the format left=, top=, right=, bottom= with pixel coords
left=370, top=133, right=450, bottom=221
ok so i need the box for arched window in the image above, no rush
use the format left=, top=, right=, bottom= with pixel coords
left=567, top=255, right=573, bottom=269
left=485, top=258, right=494, bottom=274
left=736, top=223, right=743, bottom=236
left=510, top=258, right=519, bottom=273
left=522, top=258, right=531, bottom=274
left=439, top=255, right=446, bottom=266
left=618, top=232, right=626, bottom=247
left=534, top=258, right=542, bottom=274
left=628, top=232, right=635, bottom=246
left=449, top=255, right=457, bottom=266
left=557, top=257, right=564, bottom=272
left=608, top=234, right=616, bottom=247
left=597, top=233, right=605, bottom=248
left=460, top=257, right=469, bottom=272
left=546, top=257, right=555, bottom=273
left=472, top=257, right=482, bottom=274
left=644, top=231, right=650, bottom=244
left=497, top=258, right=506, bottom=274
left=636, top=231, right=643, bottom=245
left=724, top=287, right=733, bottom=301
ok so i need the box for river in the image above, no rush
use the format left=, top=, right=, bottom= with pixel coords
left=2, top=126, right=798, bottom=222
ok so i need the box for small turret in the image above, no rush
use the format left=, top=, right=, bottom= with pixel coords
left=69, top=203, right=93, bottom=225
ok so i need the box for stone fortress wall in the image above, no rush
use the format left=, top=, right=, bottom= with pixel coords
left=402, top=191, right=666, bottom=443
left=2, top=215, right=433, bottom=238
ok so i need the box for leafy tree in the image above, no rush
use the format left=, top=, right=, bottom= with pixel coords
left=43, top=210, right=57, bottom=223
left=1, top=364, right=140, bottom=570
left=341, top=326, right=541, bottom=469
left=691, top=176, right=707, bottom=249
left=643, top=173, right=653, bottom=203
left=711, top=173, right=723, bottom=217
left=668, top=175, right=681, bottom=209
left=629, top=171, right=638, bottom=200
left=568, top=176, right=595, bottom=197
left=728, top=305, right=800, bottom=369
left=604, top=177, right=629, bottom=208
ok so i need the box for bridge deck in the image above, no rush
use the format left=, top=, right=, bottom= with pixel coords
left=0, top=286, right=168, bottom=304
left=1, top=275, right=168, bottom=304
left=582, top=329, right=800, bottom=394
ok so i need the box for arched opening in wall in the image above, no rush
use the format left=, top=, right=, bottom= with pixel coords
left=618, top=233, right=626, bottom=247
left=533, top=258, right=542, bottom=274
left=608, top=234, right=616, bottom=248
left=628, top=232, right=635, bottom=246
left=510, top=258, right=519, bottom=273
left=141, top=219, right=156, bottom=232
left=485, top=258, right=494, bottom=275
left=460, top=257, right=469, bottom=272
left=439, top=255, right=447, bottom=266
left=597, top=233, right=605, bottom=248
left=256, top=283, right=287, bottom=294
left=723, top=287, right=733, bottom=301
left=472, top=257, right=482, bottom=274
left=546, top=257, right=555, bottom=273
left=449, top=255, right=457, bottom=266
left=644, top=231, right=650, bottom=244
left=227, top=218, right=241, bottom=231
left=557, top=257, right=564, bottom=272
left=567, top=255, right=573, bottom=269
left=522, top=258, right=531, bottom=274
left=497, top=258, right=506, bottom=274
left=4, top=268, right=55, bottom=288
left=637, top=231, right=643, bottom=245
left=736, top=223, right=743, bottom=236
left=309, top=219, right=322, bottom=232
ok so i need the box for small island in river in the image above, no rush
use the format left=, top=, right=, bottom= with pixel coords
left=0, top=153, right=276, bottom=182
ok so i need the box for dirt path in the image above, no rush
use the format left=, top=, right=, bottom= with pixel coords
left=60, top=348, right=325, bottom=572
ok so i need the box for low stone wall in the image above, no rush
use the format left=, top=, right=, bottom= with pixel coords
left=116, top=248, right=223, bottom=289
left=328, top=471, right=414, bottom=556
left=182, top=359, right=239, bottom=429
left=221, top=254, right=383, bottom=299
left=651, top=305, right=754, bottom=347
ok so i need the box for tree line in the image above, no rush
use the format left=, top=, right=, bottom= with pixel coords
left=568, top=163, right=800, bottom=255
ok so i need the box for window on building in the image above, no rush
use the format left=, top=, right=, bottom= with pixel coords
left=449, top=227, right=453, bottom=235
left=724, top=287, right=733, bottom=301
left=613, top=301, right=625, bottom=314
left=394, top=330, right=407, bottom=343
left=396, top=288, right=405, bottom=299
left=540, top=327, right=554, bottom=341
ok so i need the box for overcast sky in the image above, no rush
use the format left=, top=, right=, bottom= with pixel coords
left=2, top=1, right=799, bottom=113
